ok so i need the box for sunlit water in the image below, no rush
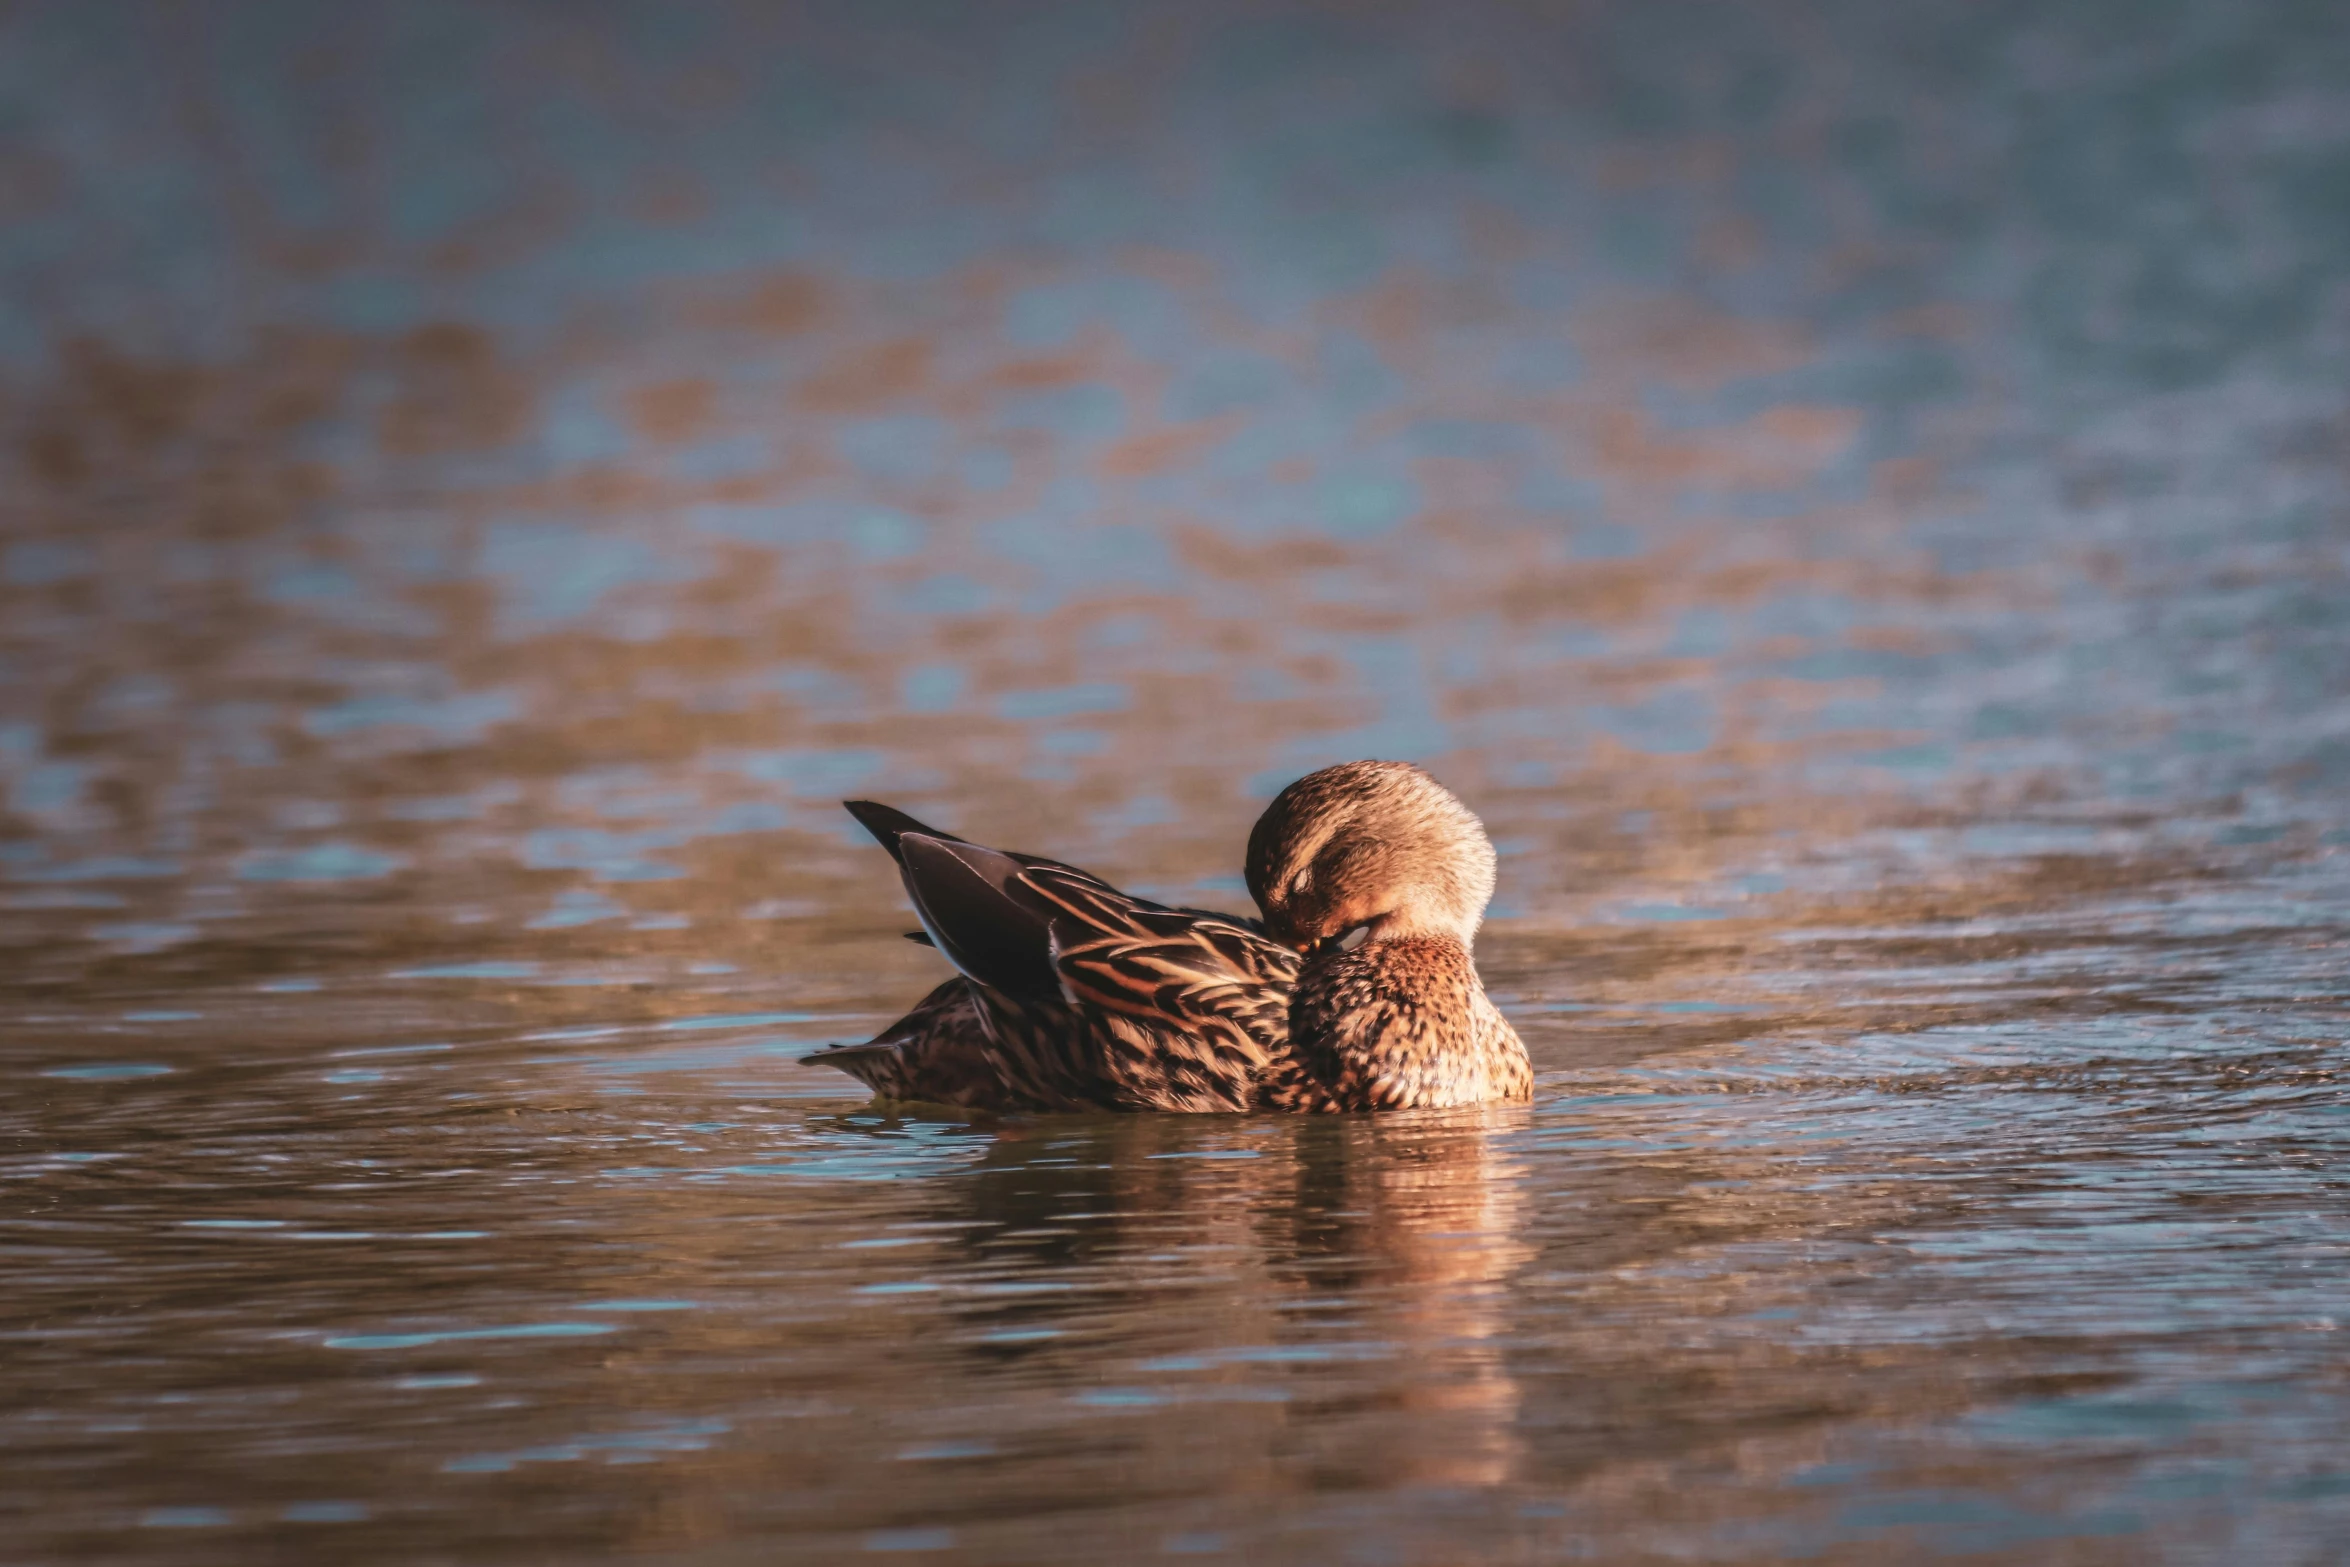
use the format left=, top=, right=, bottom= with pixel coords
left=5, top=2, right=2349, bottom=1561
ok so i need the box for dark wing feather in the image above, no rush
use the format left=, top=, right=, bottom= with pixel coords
left=845, top=800, right=1117, bottom=887
left=843, top=800, right=964, bottom=866
left=896, top=833, right=1065, bottom=1001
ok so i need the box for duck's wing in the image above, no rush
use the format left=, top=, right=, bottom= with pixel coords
left=891, top=833, right=1293, bottom=1005
left=889, top=832, right=1298, bottom=1110
left=1015, top=865, right=1297, bottom=1035
left=845, top=797, right=1262, bottom=920
left=1022, top=866, right=1299, bottom=1109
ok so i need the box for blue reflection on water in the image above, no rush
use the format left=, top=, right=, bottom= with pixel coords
left=724, top=748, right=885, bottom=796
left=899, top=664, right=964, bottom=713
left=42, top=1063, right=173, bottom=1081
left=239, top=845, right=404, bottom=882
left=326, top=1322, right=617, bottom=1351
left=997, top=683, right=1128, bottom=721
left=480, top=525, right=704, bottom=632
left=303, top=691, right=520, bottom=743
left=2, top=541, right=92, bottom=585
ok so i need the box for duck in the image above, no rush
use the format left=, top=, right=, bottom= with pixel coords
left=802, top=760, right=1532, bottom=1112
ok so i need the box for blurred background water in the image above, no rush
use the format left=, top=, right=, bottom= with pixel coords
left=4, top=1, right=2349, bottom=1561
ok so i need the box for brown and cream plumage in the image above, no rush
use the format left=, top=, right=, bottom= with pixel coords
left=802, top=761, right=1532, bottom=1112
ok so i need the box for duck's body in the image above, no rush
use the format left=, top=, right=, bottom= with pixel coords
left=803, top=762, right=1532, bottom=1113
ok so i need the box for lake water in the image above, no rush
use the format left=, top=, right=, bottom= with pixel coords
left=5, top=2, right=2349, bottom=1561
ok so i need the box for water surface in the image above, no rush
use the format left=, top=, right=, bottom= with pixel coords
left=4, top=1, right=2349, bottom=1561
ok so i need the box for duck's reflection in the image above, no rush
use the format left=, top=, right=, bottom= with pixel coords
left=927, top=1106, right=1535, bottom=1491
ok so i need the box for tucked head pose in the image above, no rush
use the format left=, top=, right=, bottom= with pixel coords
left=804, top=761, right=1531, bottom=1112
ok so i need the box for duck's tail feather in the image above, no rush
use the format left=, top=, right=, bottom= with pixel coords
left=803, top=978, right=1007, bottom=1108
left=843, top=800, right=964, bottom=866
left=801, top=1038, right=898, bottom=1067
left=800, top=1039, right=904, bottom=1092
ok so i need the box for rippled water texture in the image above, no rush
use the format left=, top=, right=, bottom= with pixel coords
left=5, top=1, right=2349, bottom=1561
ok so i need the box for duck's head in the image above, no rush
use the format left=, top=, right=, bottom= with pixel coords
left=1245, top=761, right=1497, bottom=953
